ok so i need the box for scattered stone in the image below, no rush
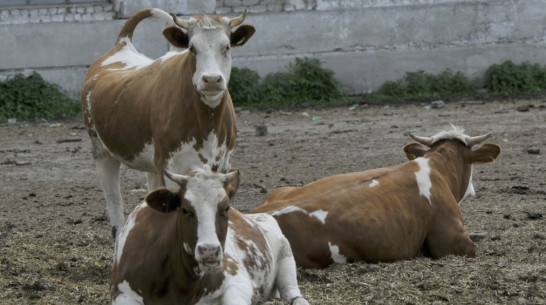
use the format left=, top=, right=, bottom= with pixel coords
left=328, top=123, right=334, bottom=128
left=516, top=105, right=530, bottom=112
left=490, top=235, right=501, bottom=241
left=56, top=138, right=82, bottom=144
left=525, top=211, right=542, bottom=220
left=14, top=161, right=31, bottom=166
left=511, top=186, right=529, bottom=194
left=255, top=124, right=267, bottom=136
left=430, top=100, right=445, bottom=109
left=525, top=147, right=540, bottom=155
left=469, top=232, right=488, bottom=242
left=7, top=118, right=17, bottom=124
left=503, top=214, right=511, bottom=220
left=22, top=281, right=55, bottom=291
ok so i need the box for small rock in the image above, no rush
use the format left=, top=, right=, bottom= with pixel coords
left=503, top=214, right=511, bottom=220
left=430, top=100, right=446, bottom=109
left=525, top=211, right=542, bottom=220
left=7, top=118, right=17, bottom=124
left=516, top=105, right=530, bottom=112
left=301, top=112, right=309, bottom=117
left=469, top=232, right=488, bottom=242
left=255, top=124, right=267, bottom=137
left=525, top=147, right=540, bottom=155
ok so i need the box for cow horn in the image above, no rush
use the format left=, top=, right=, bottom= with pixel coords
left=229, top=9, right=247, bottom=28
left=171, top=13, right=189, bottom=29
left=165, top=170, right=189, bottom=186
left=223, top=169, right=240, bottom=184
left=465, top=132, right=492, bottom=147
left=408, top=133, right=434, bottom=147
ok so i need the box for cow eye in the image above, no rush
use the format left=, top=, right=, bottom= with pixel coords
left=224, top=206, right=230, bottom=214
left=189, top=45, right=196, bottom=54
left=181, top=207, right=188, bottom=214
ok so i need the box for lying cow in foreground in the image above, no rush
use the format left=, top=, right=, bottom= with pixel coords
left=253, top=126, right=501, bottom=268
left=81, top=8, right=255, bottom=239
left=111, top=166, right=309, bottom=305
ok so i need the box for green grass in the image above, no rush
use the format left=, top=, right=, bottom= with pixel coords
left=0, top=72, right=80, bottom=121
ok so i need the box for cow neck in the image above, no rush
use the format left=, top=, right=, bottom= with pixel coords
left=168, top=212, right=225, bottom=298
left=425, top=142, right=471, bottom=203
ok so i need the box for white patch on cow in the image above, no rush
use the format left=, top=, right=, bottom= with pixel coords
left=184, top=168, right=227, bottom=262
left=160, top=49, right=187, bottom=63
left=125, top=141, right=155, bottom=172
left=414, top=157, right=432, bottom=205
left=115, top=202, right=148, bottom=264
left=369, top=179, right=380, bottom=188
left=101, top=37, right=153, bottom=70
left=272, top=206, right=328, bottom=225
left=328, top=242, right=347, bottom=264
left=429, top=124, right=469, bottom=146
left=459, top=167, right=475, bottom=206
left=85, top=90, right=92, bottom=117
left=183, top=242, right=193, bottom=255
left=116, top=280, right=144, bottom=304
left=166, top=131, right=232, bottom=179
left=151, top=8, right=174, bottom=25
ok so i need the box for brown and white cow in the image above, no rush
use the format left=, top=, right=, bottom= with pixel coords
left=252, top=126, right=501, bottom=268
left=111, top=166, right=309, bottom=305
left=81, top=8, right=255, bottom=238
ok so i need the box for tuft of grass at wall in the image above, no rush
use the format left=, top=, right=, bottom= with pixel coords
left=0, top=72, right=81, bottom=121
left=229, top=57, right=344, bottom=108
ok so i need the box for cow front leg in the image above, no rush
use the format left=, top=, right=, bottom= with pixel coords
left=275, top=238, right=310, bottom=305
left=95, top=155, right=124, bottom=240
left=146, top=172, right=162, bottom=191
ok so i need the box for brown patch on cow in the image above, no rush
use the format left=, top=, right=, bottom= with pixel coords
left=230, top=211, right=272, bottom=280
left=223, top=254, right=239, bottom=276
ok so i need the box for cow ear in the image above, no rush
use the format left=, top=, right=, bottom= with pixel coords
left=224, top=169, right=240, bottom=199
left=162, top=26, right=189, bottom=49
left=469, top=143, right=501, bottom=164
left=146, top=188, right=181, bottom=213
left=403, top=142, right=427, bottom=160
left=230, top=25, right=256, bottom=47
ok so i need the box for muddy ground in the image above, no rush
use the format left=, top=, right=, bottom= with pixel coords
left=0, top=99, right=544, bottom=304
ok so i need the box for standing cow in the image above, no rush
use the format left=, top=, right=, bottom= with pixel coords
left=111, top=166, right=309, bottom=305
left=81, top=8, right=255, bottom=238
left=253, top=126, right=501, bottom=268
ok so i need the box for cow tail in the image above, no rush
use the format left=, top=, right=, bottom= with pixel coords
left=116, top=8, right=175, bottom=44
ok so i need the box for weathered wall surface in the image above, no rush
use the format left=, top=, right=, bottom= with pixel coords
left=1, top=0, right=545, bottom=95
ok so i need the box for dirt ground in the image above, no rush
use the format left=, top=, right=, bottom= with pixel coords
left=0, top=98, right=544, bottom=304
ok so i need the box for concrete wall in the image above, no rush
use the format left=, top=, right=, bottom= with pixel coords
left=1, top=0, right=545, bottom=96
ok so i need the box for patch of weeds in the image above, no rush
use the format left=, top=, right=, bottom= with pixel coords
left=0, top=72, right=81, bottom=121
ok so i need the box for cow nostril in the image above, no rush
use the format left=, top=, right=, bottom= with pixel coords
left=216, top=76, right=222, bottom=83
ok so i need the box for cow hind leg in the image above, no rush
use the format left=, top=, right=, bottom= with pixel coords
left=274, top=238, right=309, bottom=305
left=95, top=154, right=124, bottom=240
left=424, top=227, right=476, bottom=259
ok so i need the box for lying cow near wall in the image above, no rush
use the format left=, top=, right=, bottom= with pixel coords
left=253, top=126, right=501, bottom=268
left=81, top=8, right=255, bottom=239
left=111, top=166, right=309, bottom=305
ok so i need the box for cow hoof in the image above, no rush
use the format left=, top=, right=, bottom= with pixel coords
left=292, top=297, right=310, bottom=305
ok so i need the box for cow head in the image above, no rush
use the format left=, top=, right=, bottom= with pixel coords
left=403, top=125, right=501, bottom=203
left=145, top=166, right=240, bottom=274
left=162, top=10, right=256, bottom=108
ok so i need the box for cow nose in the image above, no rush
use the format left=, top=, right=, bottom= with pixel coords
left=198, top=244, right=221, bottom=259
left=202, top=74, right=223, bottom=85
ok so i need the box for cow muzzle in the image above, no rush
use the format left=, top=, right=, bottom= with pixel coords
left=196, top=243, right=223, bottom=272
